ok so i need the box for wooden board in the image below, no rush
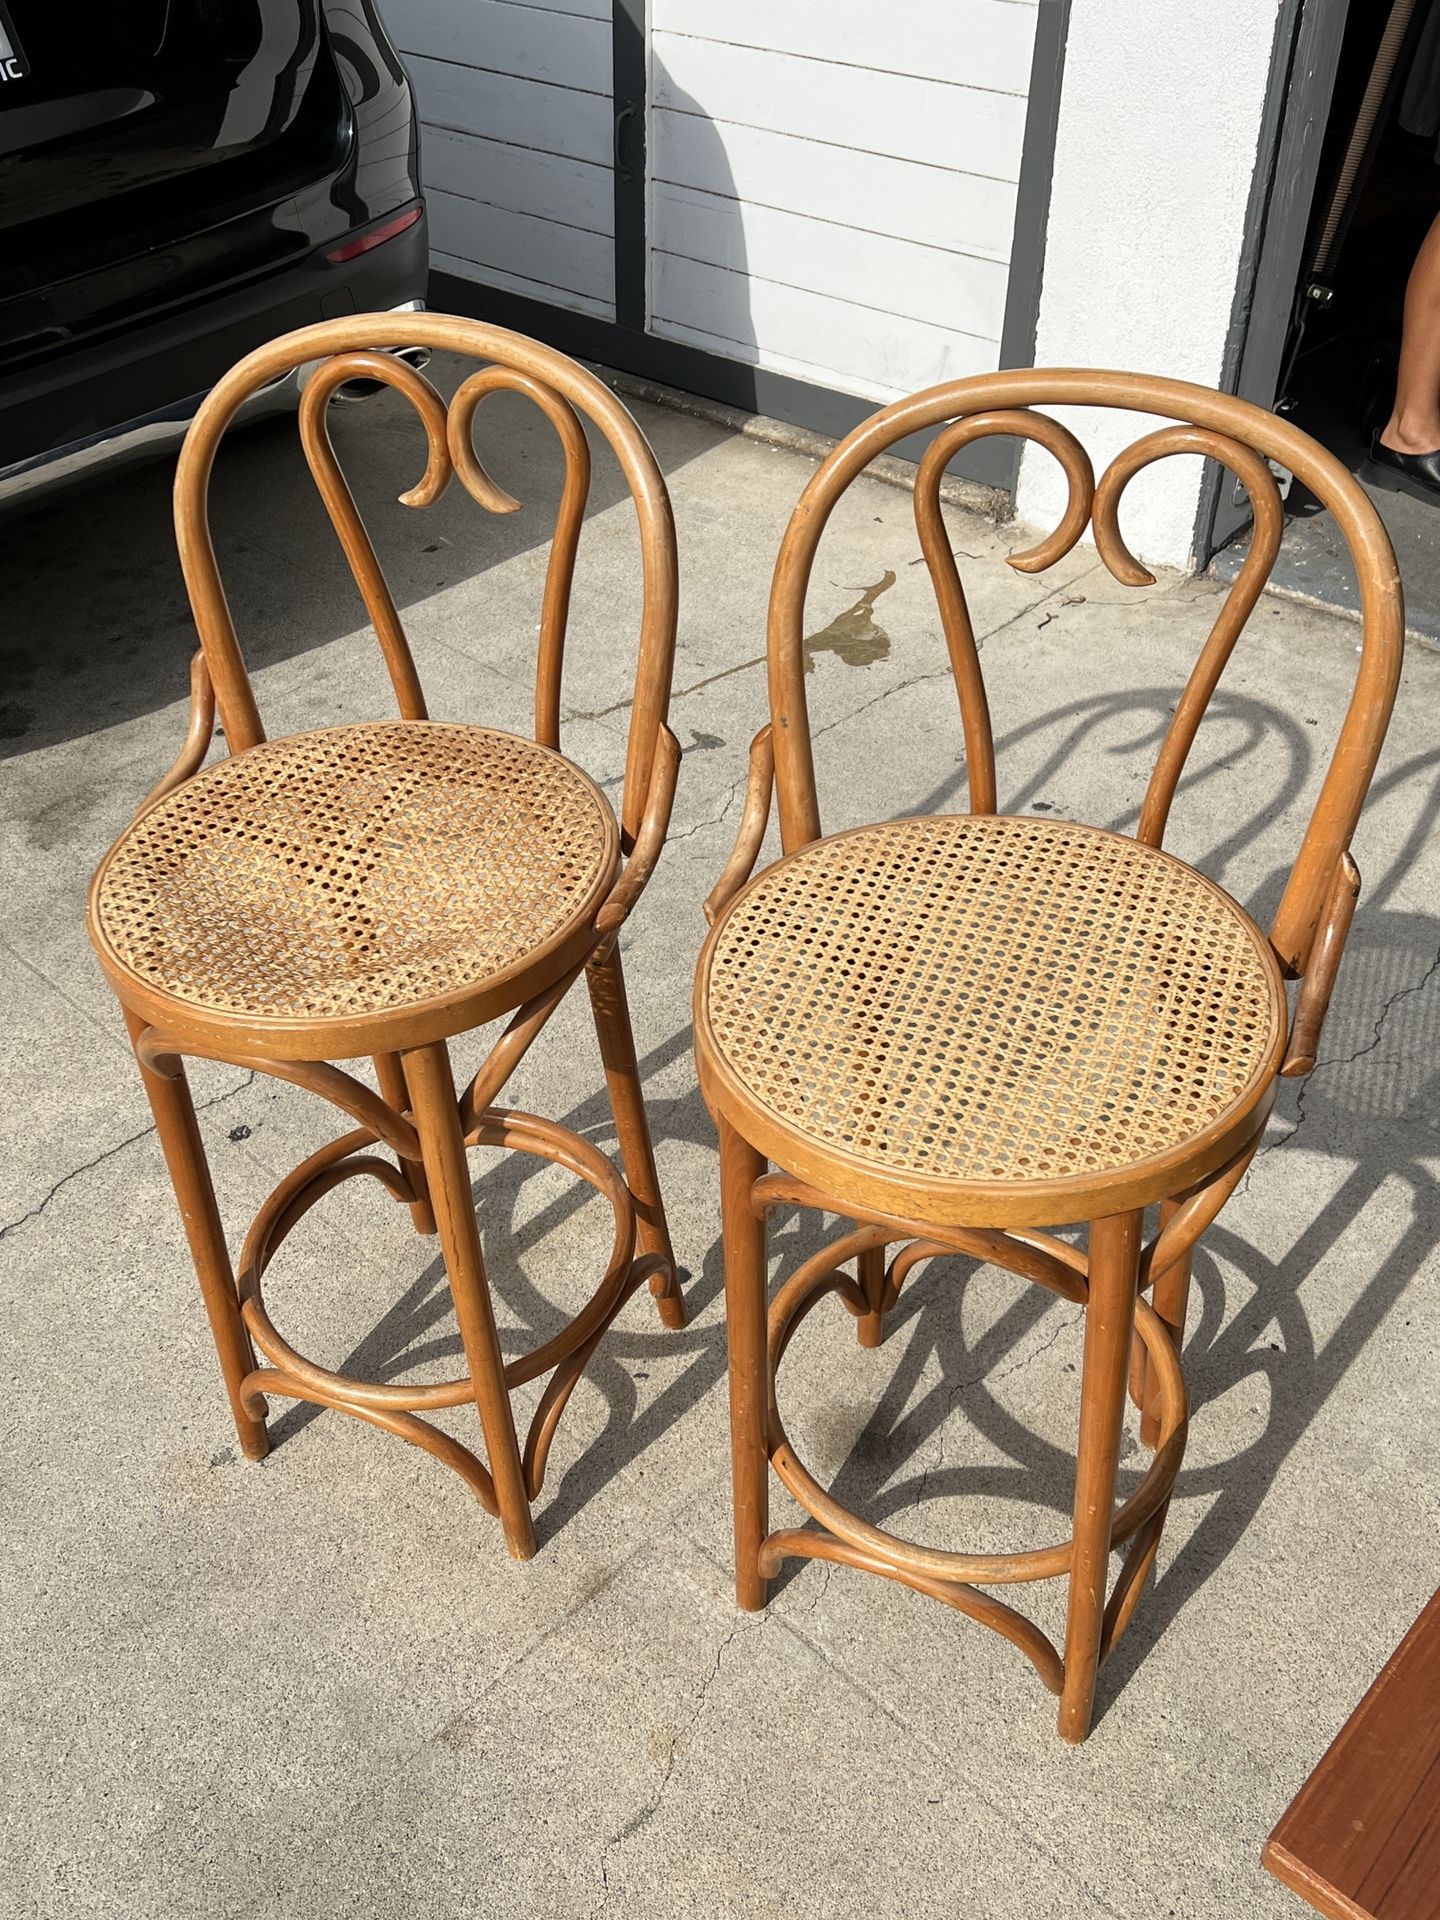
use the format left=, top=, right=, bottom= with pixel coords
left=426, top=190, right=614, bottom=309
left=649, top=252, right=998, bottom=403
left=387, top=0, right=611, bottom=92
left=1263, top=1588, right=1440, bottom=1920
left=654, top=0, right=1038, bottom=98
left=383, top=0, right=616, bottom=322
left=650, top=32, right=1028, bottom=181
left=650, top=183, right=1008, bottom=339
left=423, top=128, right=614, bottom=239
left=650, top=108, right=1018, bottom=262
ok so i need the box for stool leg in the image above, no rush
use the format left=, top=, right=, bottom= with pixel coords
left=856, top=1243, right=888, bottom=1348
left=124, top=1010, right=268, bottom=1462
left=1143, top=1197, right=1191, bottom=1449
left=586, top=944, right=685, bottom=1329
left=404, top=1041, right=535, bottom=1561
left=1059, top=1207, right=1142, bottom=1743
left=718, top=1115, right=769, bottom=1611
left=373, top=1051, right=436, bottom=1236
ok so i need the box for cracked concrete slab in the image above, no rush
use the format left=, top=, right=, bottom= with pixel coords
left=3, top=359, right=1438, bottom=1919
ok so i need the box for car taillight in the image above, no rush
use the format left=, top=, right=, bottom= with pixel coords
left=326, top=207, right=423, bottom=265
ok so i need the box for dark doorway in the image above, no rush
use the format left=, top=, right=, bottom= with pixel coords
left=1214, top=0, right=1440, bottom=637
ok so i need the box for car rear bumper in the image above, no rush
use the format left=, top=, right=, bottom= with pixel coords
left=0, top=208, right=428, bottom=514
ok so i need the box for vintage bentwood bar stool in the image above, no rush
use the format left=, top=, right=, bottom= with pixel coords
left=87, top=315, right=686, bottom=1560
left=694, top=370, right=1403, bottom=1741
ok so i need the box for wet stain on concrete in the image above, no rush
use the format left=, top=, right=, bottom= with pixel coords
left=803, top=569, right=895, bottom=673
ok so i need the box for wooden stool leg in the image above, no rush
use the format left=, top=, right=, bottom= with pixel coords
left=373, top=1051, right=436, bottom=1236
left=1059, top=1207, right=1142, bottom=1743
left=1143, top=1197, right=1191, bottom=1449
left=718, top=1115, right=769, bottom=1611
left=586, top=944, right=686, bottom=1329
left=404, top=1041, right=536, bottom=1561
left=124, top=1011, right=269, bottom=1461
left=856, top=1242, right=888, bottom=1348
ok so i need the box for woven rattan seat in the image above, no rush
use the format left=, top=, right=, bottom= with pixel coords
left=698, top=813, right=1286, bottom=1209
left=92, top=721, right=619, bottom=1042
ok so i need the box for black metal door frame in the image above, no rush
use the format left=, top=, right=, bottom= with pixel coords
left=1196, top=0, right=1352, bottom=562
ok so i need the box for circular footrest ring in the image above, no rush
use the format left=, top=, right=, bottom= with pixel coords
left=759, top=1226, right=1189, bottom=1680
left=235, top=1104, right=658, bottom=1501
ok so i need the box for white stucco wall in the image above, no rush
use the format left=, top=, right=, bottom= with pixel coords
left=1016, top=0, right=1282, bottom=568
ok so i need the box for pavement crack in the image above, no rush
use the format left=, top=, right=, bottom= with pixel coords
left=667, top=778, right=742, bottom=845
left=590, top=1617, right=747, bottom=1911
left=567, top=653, right=767, bottom=725
left=912, top=1306, right=1081, bottom=1517
left=988, top=1305, right=1082, bottom=1386
left=1249, top=935, right=1440, bottom=1181
left=811, top=664, right=953, bottom=742
left=0, top=1070, right=256, bottom=1243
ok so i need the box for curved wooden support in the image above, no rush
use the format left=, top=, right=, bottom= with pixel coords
left=133, top=1028, right=422, bottom=1161
left=759, top=1527, right=1065, bottom=1695
left=239, top=1135, right=416, bottom=1299
left=705, top=725, right=775, bottom=926
left=595, top=722, right=681, bottom=932
left=231, top=1098, right=662, bottom=1515
left=761, top=368, right=1399, bottom=953
left=456, top=963, right=586, bottom=1136
left=758, top=1229, right=1187, bottom=1702
left=751, top=1172, right=1089, bottom=1304
left=911, top=411, right=1091, bottom=820
left=877, top=1226, right=1090, bottom=1316
left=521, top=1251, right=670, bottom=1497
left=1092, top=427, right=1285, bottom=847
left=882, top=1237, right=950, bottom=1312
left=1138, top=1133, right=1260, bottom=1292
left=1282, top=851, right=1361, bottom=1075
left=1099, top=1297, right=1188, bottom=1662
left=298, top=350, right=453, bottom=722
left=447, top=366, right=592, bottom=751
left=770, top=1253, right=1078, bottom=1589
left=173, top=314, right=679, bottom=854
left=1000, top=418, right=1097, bottom=575
left=241, top=1365, right=500, bottom=1512
left=468, top=1106, right=639, bottom=1389
left=138, top=651, right=215, bottom=813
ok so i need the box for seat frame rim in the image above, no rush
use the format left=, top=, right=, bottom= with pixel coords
left=694, top=810, right=1289, bottom=1228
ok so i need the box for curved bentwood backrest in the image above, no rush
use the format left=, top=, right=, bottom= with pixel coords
left=767, top=370, right=1403, bottom=983
left=173, top=314, right=677, bottom=847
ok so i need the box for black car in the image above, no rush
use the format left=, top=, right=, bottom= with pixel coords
left=0, top=0, right=428, bottom=511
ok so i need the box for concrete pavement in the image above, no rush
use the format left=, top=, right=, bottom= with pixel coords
left=3, top=361, right=1438, bottom=1918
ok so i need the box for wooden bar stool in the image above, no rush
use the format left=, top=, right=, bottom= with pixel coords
left=694, top=370, right=1403, bottom=1739
left=87, top=316, right=686, bottom=1561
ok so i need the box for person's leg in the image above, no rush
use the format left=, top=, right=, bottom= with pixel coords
left=1381, top=210, right=1440, bottom=453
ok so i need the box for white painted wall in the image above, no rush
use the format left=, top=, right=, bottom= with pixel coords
left=1017, top=0, right=1280, bottom=568
left=647, top=2, right=1039, bottom=402
left=380, top=0, right=617, bottom=319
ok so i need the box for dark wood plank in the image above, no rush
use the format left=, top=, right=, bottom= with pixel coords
left=1263, top=1587, right=1440, bottom=1920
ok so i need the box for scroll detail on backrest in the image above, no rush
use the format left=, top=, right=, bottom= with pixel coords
left=171, top=314, right=679, bottom=851
left=767, top=369, right=1402, bottom=987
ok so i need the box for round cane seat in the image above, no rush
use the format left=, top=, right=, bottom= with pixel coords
left=89, top=722, right=619, bottom=1058
left=695, top=813, right=1287, bottom=1226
